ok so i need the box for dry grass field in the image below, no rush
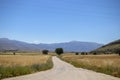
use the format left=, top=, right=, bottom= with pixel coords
left=60, top=54, right=120, bottom=77
left=0, top=55, right=49, bottom=66
left=0, top=54, right=53, bottom=79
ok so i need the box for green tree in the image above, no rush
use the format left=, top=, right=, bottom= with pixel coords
left=13, top=52, right=15, bottom=55
left=81, top=52, right=85, bottom=55
left=75, top=52, right=79, bottom=55
left=55, top=48, right=64, bottom=55
left=42, top=50, right=49, bottom=55
left=114, top=49, right=120, bottom=56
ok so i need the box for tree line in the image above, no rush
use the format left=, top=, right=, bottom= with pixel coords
left=1, top=48, right=120, bottom=56
left=42, top=48, right=63, bottom=55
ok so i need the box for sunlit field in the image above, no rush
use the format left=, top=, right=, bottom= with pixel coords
left=0, top=53, right=53, bottom=79
left=60, top=54, right=120, bottom=78
left=0, top=55, right=49, bottom=66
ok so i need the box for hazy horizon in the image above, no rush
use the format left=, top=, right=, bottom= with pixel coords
left=0, top=0, right=120, bottom=44
left=1, top=37, right=118, bottom=45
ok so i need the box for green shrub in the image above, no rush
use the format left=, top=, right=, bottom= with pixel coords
left=75, top=52, right=79, bottom=55
left=55, top=48, right=64, bottom=55
left=42, top=50, right=49, bottom=55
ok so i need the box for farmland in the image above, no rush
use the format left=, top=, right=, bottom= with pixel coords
left=59, top=54, right=120, bottom=78
left=0, top=53, right=53, bottom=79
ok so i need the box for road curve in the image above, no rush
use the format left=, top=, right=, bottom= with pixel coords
left=3, top=56, right=120, bottom=80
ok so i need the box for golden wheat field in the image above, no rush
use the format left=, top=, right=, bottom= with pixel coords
left=0, top=55, right=50, bottom=66
left=60, top=54, right=120, bottom=77
left=62, top=54, right=120, bottom=67
left=0, top=54, right=53, bottom=79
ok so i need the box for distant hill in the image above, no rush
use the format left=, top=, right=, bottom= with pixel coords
left=91, top=39, right=120, bottom=53
left=0, top=38, right=40, bottom=51
left=0, top=38, right=103, bottom=52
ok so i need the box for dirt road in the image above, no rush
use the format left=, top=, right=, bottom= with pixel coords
left=3, top=56, right=120, bottom=80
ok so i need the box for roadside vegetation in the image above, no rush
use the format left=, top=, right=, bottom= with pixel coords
left=0, top=54, right=53, bottom=79
left=59, top=53, right=120, bottom=78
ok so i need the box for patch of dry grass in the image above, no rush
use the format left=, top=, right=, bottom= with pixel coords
left=0, top=54, right=53, bottom=79
left=0, top=55, right=49, bottom=66
left=60, top=54, right=120, bottom=77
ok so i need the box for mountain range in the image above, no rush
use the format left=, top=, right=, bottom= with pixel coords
left=0, top=38, right=103, bottom=52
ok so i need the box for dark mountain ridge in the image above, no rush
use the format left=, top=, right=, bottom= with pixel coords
left=91, top=39, right=120, bottom=53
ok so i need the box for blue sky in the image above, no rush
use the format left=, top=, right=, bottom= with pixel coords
left=0, top=0, right=120, bottom=44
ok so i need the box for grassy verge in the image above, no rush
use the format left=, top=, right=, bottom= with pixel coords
left=0, top=55, right=53, bottom=79
left=59, top=54, right=120, bottom=78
